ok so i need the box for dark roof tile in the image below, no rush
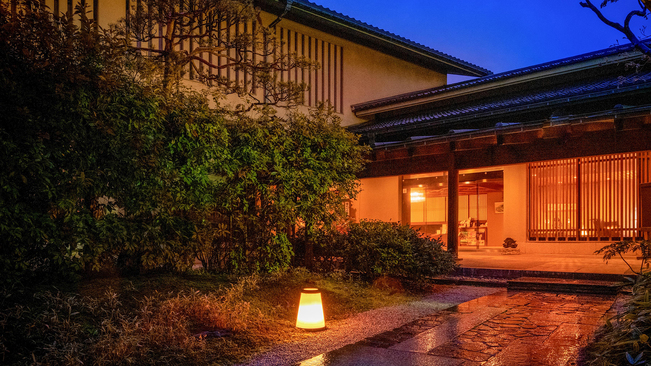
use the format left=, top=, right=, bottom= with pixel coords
left=349, top=70, right=651, bottom=134
left=278, top=0, right=492, bottom=76
left=351, top=41, right=648, bottom=113
left=256, top=0, right=492, bottom=76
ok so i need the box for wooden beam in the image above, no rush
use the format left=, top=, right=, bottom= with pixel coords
left=447, top=152, right=459, bottom=258
left=360, top=126, right=651, bottom=178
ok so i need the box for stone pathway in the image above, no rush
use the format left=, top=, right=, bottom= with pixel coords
left=296, top=290, right=616, bottom=366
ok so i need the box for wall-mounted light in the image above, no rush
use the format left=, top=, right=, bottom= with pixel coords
left=296, top=288, right=326, bottom=331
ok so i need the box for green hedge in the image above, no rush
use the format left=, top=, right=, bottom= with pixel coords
left=304, top=220, right=457, bottom=281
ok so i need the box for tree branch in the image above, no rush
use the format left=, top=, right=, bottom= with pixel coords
left=580, top=0, right=626, bottom=33
left=581, top=0, right=651, bottom=56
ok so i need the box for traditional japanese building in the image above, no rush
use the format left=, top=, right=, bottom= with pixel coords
left=20, top=0, right=651, bottom=256
left=348, top=42, right=651, bottom=255
left=31, top=0, right=489, bottom=126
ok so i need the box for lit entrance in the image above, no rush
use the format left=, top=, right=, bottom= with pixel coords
left=402, top=170, right=504, bottom=249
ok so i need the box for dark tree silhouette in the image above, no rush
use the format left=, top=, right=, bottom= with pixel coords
left=125, top=0, right=314, bottom=110
left=581, top=0, right=651, bottom=55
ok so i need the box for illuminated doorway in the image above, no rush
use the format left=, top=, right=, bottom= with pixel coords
left=402, top=170, right=504, bottom=248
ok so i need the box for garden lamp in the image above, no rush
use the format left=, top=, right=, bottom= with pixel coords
left=296, top=288, right=326, bottom=331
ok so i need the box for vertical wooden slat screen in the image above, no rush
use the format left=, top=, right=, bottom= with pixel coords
left=275, top=27, right=344, bottom=113
left=528, top=159, right=577, bottom=240
left=36, top=3, right=347, bottom=113
left=529, top=152, right=645, bottom=241
left=580, top=153, right=638, bottom=240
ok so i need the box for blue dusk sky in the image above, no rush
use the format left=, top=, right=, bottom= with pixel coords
left=312, top=0, right=649, bottom=82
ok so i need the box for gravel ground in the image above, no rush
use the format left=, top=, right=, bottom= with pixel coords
left=238, top=285, right=503, bottom=366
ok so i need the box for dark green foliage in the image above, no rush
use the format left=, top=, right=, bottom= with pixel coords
left=595, top=240, right=651, bottom=275
left=584, top=240, right=651, bottom=365
left=502, top=237, right=518, bottom=248
left=0, top=3, right=227, bottom=278
left=292, top=226, right=346, bottom=272
left=586, top=273, right=651, bottom=365
left=0, top=2, right=367, bottom=279
left=193, top=106, right=367, bottom=274
left=338, top=220, right=457, bottom=281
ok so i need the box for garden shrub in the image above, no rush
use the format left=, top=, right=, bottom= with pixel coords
left=585, top=240, right=651, bottom=365
left=292, top=226, right=346, bottom=272
left=586, top=273, right=651, bottom=365
left=340, top=220, right=457, bottom=281
left=0, top=4, right=367, bottom=279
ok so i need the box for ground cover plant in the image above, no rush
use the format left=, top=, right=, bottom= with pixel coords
left=585, top=240, right=651, bottom=365
left=0, top=270, right=419, bottom=365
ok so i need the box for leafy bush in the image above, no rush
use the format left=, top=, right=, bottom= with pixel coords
left=0, top=4, right=231, bottom=279
left=585, top=273, right=651, bottom=365
left=584, top=240, right=651, bottom=365
left=595, top=240, right=651, bottom=275
left=292, top=226, right=346, bottom=272
left=0, top=4, right=367, bottom=279
left=340, top=220, right=457, bottom=281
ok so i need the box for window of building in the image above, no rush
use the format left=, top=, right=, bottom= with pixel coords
left=278, top=27, right=344, bottom=114
left=403, top=171, right=503, bottom=247
left=528, top=152, right=651, bottom=241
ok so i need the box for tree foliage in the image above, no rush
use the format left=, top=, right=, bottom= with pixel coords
left=0, top=1, right=367, bottom=279
left=193, top=105, right=367, bottom=273
left=124, top=0, right=314, bottom=110
left=0, top=1, right=233, bottom=278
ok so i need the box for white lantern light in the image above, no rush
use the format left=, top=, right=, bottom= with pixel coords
left=296, top=288, right=326, bottom=331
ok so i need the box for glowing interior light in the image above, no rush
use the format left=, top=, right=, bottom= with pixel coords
left=296, top=288, right=326, bottom=331
left=410, top=191, right=425, bottom=202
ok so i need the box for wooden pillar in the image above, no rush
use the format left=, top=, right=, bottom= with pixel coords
left=447, top=152, right=459, bottom=258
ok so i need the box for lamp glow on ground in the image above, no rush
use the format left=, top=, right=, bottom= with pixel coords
left=296, top=288, right=326, bottom=331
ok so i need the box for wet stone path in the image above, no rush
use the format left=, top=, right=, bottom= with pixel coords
left=298, top=291, right=616, bottom=366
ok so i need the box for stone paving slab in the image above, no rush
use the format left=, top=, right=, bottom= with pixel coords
left=296, top=290, right=616, bottom=366
left=482, top=323, right=599, bottom=366
left=389, top=306, right=508, bottom=353
left=297, top=344, right=462, bottom=366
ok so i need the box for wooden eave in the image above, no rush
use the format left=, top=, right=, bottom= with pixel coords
left=255, top=0, right=490, bottom=77
left=353, top=51, right=644, bottom=119
left=360, top=109, right=651, bottom=178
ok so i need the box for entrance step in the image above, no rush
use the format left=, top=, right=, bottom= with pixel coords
left=452, top=267, right=626, bottom=282
left=459, top=246, right=505, bottom=253
left=507, top=276, right=622, bottom=294
left=434, top=267, right=629, bottom=294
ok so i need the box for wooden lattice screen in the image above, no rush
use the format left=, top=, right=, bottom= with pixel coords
left=528, top=152, right=647, bottom=241
left=528, top=159, right=578, bottom=240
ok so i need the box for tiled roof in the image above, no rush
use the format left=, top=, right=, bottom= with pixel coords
left=265, top=0, right=491, bottom=76
left=351, top=41, right=646, bottom=113
left=349, top=70, right=651, bottom=134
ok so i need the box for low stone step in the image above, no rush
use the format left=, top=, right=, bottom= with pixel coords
left=507, top=276, right=622, bottom=294
left=453, top=267, right=627, bottom=282
left=432, top=276, right=507, bottom=287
